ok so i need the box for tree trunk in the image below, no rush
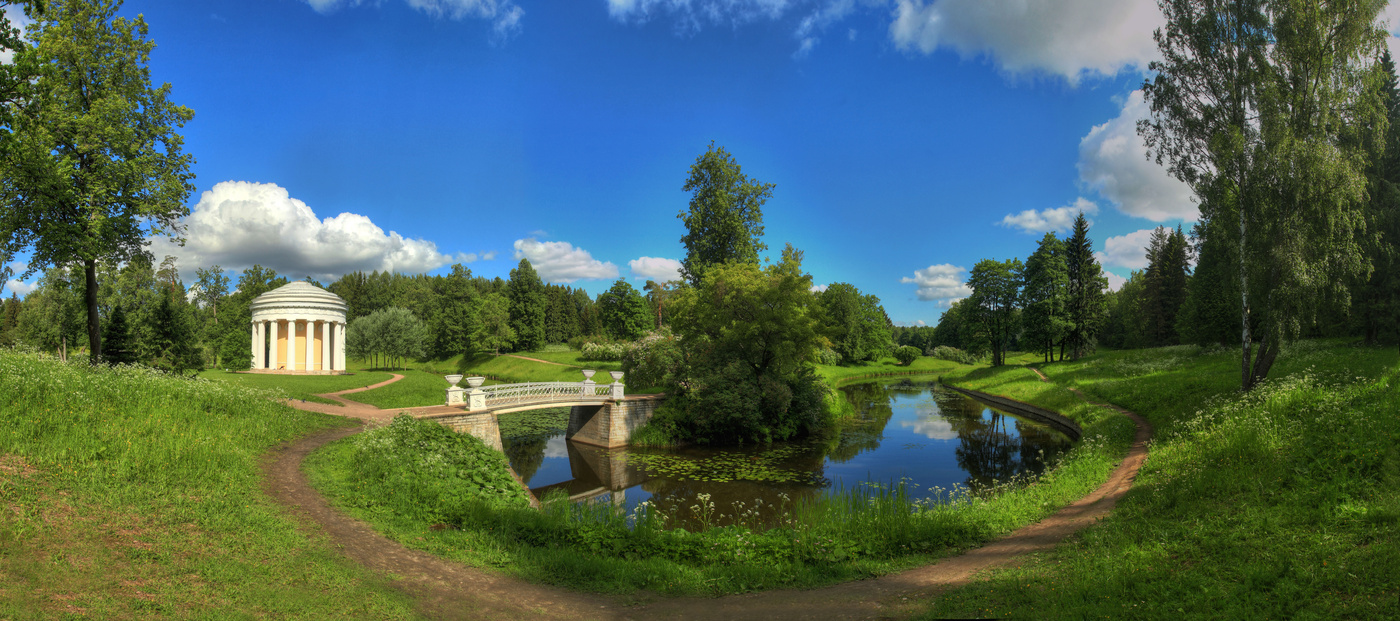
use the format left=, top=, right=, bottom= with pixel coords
left=1249, top=334, right=1278, bottom=388
left=85, top=259, right=101, bottom=364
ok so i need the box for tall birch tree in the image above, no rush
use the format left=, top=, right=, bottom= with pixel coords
left=1141, top=0, right=1386, bottom=389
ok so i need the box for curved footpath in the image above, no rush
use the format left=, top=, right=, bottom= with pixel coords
left=262, top=368, right=1154, bottom=620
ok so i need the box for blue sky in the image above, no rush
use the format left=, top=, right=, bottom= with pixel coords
left=7, top=0, right=1400, bottom=326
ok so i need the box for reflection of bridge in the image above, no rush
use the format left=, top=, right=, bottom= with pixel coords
left=420, top=371, right=665, bottom=451
left=529, top=441, right=650, bottom=505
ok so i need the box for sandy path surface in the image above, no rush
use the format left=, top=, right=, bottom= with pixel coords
left=265, top=369, right=1153, bottom=620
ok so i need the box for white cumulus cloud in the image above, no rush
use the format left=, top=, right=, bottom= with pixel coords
left=3, top=279, right=36, bottom=297
left=513, top=238, right=619, bottom=283
left=1103, top=270, right=1127, bottom=292
left=1095, top=228, right=1157, bottom=271
left=147, top=181, right=475, bottom=282
left=628, top=256, right=683, bottom=281
left=1000, top=198, right=1098, bottom=234
left=1, top=5, right=33, bottom=65
left=305, top=0, right=523, bottom=38
left=1383, top=4, right=1400, bottom=62
left=810, top=283, right=830, bottom=293
left=901, top=264, right=970, bottom=306
left=889, top=0, right=1163, bottom=83
left=1079, top=90, right=1197, bottom=222
left=900, top=409, right=958, bottom=440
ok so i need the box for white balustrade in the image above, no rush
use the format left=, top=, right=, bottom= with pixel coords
left=457, top=371, right=623, bottom=411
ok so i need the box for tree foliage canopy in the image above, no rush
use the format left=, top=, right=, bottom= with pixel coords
left=677, top=142, right=773, bottom=285
left=0, top=0, right=195, bottom=362
left=1141, top=0, right=1388, bottom=388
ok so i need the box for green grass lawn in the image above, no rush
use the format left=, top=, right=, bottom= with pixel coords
left=924, top=340, right=1400, bottom=620
left=501, top=349, right=624, bottom=371
left=196, top=368, right=393, bottom=406
left=0, top=349, right=416, bottom=618
left=813, top=355, right=965, bottom=385
left=338, top=368, right=453, bottom=409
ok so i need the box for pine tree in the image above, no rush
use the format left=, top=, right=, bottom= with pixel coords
left=1358, top=50, right=1400, bottom=349
left=147, top=287, right=201, bottom=374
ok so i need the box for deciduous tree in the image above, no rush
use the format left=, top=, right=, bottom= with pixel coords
left=0, top=0, right=195, bottom=363
left=1142, top=0, right=1387, bottom=388
left=966, top=258, right=1022, bottom=367
left=1021, top=232, right=1070, bottom=362
left=677, top=142, right=773, bottom=285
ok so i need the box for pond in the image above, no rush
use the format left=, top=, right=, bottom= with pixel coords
left=499, top=377, right=1073, bottom=529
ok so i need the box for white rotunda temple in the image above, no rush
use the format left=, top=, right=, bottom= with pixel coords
left=248, top=281, right=348, bottom=374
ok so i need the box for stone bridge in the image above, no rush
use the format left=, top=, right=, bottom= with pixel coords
left=419, top=371, right=665, bottom=451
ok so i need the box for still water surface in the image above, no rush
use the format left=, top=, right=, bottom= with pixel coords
left=501, top=377, right=1072, bottom=527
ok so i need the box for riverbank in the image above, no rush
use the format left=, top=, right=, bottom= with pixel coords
left=923, top=341, right=1400, bottom=619
left=300, top=354, right=1135, bottom=597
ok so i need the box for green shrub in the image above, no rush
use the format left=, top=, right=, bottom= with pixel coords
left=621, top=328, right=684, bottom=390
left=894, top=345, right=921, bottom=366
left=817, top=347, right=842, bottom=366
left=348, top=415, right=531, bottom=522
left=579, top=340, right=627, bottom=361
left=929, top=345, right=979, bottom=365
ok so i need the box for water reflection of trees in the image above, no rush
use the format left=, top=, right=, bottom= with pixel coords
left=943, top=395, right=1071, bottom=491
left=502, top=434, right=550, bottom=483
left=827, top=381, right=900, bottom=463
left=498, top=409, right=571, bottom=484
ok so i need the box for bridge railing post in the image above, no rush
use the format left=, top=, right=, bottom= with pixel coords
left=466, top=376, right=486, bottom=410
left=581, top=369, right=596, bottom=397
left=609, top=371, right=624, bottom=399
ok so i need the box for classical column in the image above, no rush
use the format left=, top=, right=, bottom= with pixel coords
left=335, top=322, right=346, bottom=371
left=321, top=321, right=331, bottom=372
left=292, top=320, right=301, bottom=372
left=304, top=319, right=315, bottom=372
left=256, top=321, right=266, bottom=369
left=269, top=320, right=280, bottom=370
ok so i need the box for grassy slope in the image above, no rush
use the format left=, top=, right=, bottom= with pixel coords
left=338, top=368, right=452, bottom=409
left=195, top=368, right=394, bottom=406
left=925, top=341, right=1400, bottom=620
left=0, top=351, right=415, bottom=618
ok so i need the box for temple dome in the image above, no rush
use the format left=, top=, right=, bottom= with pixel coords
left=250, top=281, right=348, bottom=320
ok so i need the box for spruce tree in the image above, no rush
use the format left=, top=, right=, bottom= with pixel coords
left=100, top=304, right=134, bottom=365
left=1063, top=213, right=1108, bottom=359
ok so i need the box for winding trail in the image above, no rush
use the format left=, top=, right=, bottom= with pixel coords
left=502, top=354, right=582, bottom=368
left=263, top=367, right=1154, bottom=620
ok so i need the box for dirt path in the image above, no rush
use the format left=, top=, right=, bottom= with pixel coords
left=502, top=354, right=579, bottom=367
left=266, top=370, right=1154, bottom=620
